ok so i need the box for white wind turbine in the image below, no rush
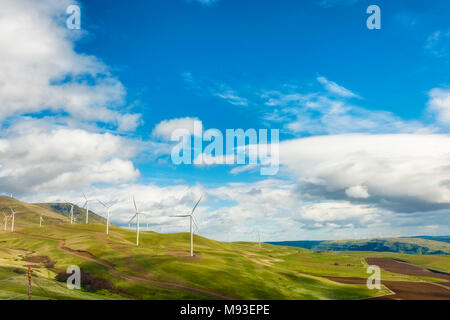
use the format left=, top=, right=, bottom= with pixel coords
left=9, top=207, right=20, bottom=232
left=2, top=211, right=9, bottom=231
left=171, top=196, right=202, bottom=257
left=65, top=201, right=80, bottom=225
left=39, top=216, right=45, bottom=228
left=82, top=193, right=93, bottom=224
left=2, top=211, right=10, bottom=231
left=128, top=197, right=148, bottom=246
left=255, top=229, right=262, bottom=248
left=97, top=199, right=117, bottom=235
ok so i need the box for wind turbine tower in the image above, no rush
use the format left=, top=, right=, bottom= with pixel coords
left=171, top=196, right=202, bottom=257
left=97, top=199, right=116, bottom=235
left=82, top=193, right=93, bottom=224
left=2, top=212, right=9, bottom=231
left=9, top=207, right=19, bottom=232
left=128, top=197, right=148, bottom=246
left=65, top=201, right=80, bottom=224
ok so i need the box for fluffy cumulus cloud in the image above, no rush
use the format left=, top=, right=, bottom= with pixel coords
left=152, top=117, right=203, bottom=141
left=280, top=134, right=450, bottom=213
left=345, top=185, right=370, bottom=199
left=24, top=183, right=205, bottom=230
left=298, top=202, right=379, bottom=225
left=0, top=120, right=140, bottom=194
left=0, top=0, right=140, bottom=130
left=427, top=88, right=450, bottom=125
left=0, top=0, right=142, bottom=195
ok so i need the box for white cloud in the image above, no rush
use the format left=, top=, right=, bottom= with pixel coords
left=0, top=0, right=140, bottom=130
left=317, top=76, right=359, bottom=98
left=345, top=185, right=370, bottom=199
left=425, top=30, right=450, bottom=58
left=182, top=72, right=248, bottom=107
left=264, top=94, right=428, bottom=135
left=152, top=117, right=203, bottom=141
left=0, top=119, right=140, bottom=194
left=280, top=134, right=450, bottom=212
left=427, top=88, right=450, bottom=125
left=214, top=91, right=248, bottom=106
left=299, top=201, right=378, bottom=223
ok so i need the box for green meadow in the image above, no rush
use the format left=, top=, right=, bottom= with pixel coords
left=0, top=196, right=447, bottom=300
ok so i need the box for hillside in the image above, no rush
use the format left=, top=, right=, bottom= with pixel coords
left=0, top=197, right=448, bottom=300
left=0, top=196, right=68, bottom=229
left=268, top=238, right=450, bottom=255
left=411, top=236, right=450, bottom=244
left=35, top=203, right=107, bottom=225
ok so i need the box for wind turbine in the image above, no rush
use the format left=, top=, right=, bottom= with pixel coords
left=171, top=196, right=202, bottom=257
left=9, top=207, right=19, bottom=232
left=97, top=199, right=116, bottom=235
left=39, top=216, right=45, bottom=228
left=82, top=193, right=93, bottom=224
left=258, top=231, right=261, bottom=248
left=255, top=230, right=262, bottom=248
left=65, top=201, right=80, bottom=225
left=128, top=197, right=148, bottom=246
left=2, top=212, right=9, bottom=231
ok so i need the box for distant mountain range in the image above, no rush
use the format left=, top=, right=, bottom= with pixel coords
left=267, top=236, right=450, bottom=255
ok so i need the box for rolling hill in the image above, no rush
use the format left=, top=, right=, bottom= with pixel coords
left=0, top=196, right=68, bottom=229
left=35, top=202, right=107, bottom=225
left=268, top=238, right=450, bottom=255
left=0, top=197, right=448, bottom=300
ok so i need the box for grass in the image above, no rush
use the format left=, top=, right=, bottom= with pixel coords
left=0, top=197, right=447, bottom=300
left=0, top=223, right=395, bottom=300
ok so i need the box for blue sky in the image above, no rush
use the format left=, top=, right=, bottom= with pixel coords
left=73, top=0, right=450, bottom=184
left=1, top=0, right=450, bottom=241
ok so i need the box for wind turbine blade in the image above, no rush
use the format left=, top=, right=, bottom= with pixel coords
left=97, top=199, right=107, bottom=208
left=191, top=195, right=203, bottom=215
left=192, top=215, right=199, bottom=232
left=133, top=197, right=138, bottom=212
left=82, top=192, right=88, bottom=200
left=128, top=214, right=137, bottom=224
left=108, top=200, right=118, bottom=208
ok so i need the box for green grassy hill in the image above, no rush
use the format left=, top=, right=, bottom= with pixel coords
left=269, top=238, right=450, bottom=255
left=0, top=197, right=447, bottom=300
left=0, top=196, right=68, bottom=229
left=35, top=203, right=106, bottom=225
left=314, top=238, right=450, bottom=255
